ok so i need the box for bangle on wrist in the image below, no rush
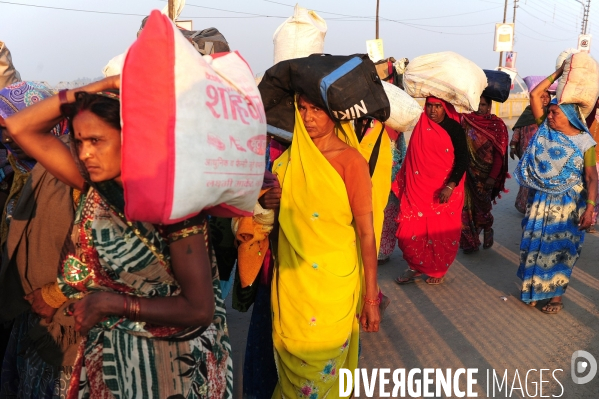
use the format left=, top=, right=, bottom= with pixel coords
left=58, top=89, right=69, bottom=117
left=363, top=296, right=381, bottom=306
left=547, top=75, right=555, bottom=84
left=58, top=89, right=69, bottom=105
left=445, top=185, right=454, bottom=191
left=40, top=282, right=68, bottom=309
left=587, top=199, right=596, bottom=207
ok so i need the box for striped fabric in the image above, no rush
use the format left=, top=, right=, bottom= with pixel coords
left=61, top=188, right=232, bottom=398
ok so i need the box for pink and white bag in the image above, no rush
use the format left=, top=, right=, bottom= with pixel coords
left=121, top=10, right=266, bottom=224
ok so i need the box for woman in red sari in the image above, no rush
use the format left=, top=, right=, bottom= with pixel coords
left=460, top=95, right=509, bottom=253
left=393, top=97, right=467, bottom=285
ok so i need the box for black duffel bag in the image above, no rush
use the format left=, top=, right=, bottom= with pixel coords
left=258, top=54, right=390, bottom=136
left=482, top=69, right=511, bottom=103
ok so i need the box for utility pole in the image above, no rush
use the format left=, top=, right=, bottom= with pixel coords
left=499, top=0, right=509, bottom=67
left=574, top=0, right=591, bottom=34
left=513, top=0, right=519, bottom=37
left=376, top=0, right=380, bottom=39
left=168, top=0, right=176, bottom=22
left=585, top=0, right=590, bottom=34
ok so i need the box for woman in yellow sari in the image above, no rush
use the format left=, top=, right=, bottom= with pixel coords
left=268, top=95, right=383, bottom=398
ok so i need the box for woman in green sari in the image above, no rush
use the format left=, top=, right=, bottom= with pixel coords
left=1, top=76, right=232, bottom=398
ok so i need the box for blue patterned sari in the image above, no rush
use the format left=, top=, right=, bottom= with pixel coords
left=514, top=101, right=596, bottom=303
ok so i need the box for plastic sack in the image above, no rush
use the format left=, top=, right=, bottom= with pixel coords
left=121, top=10, right=266, bottom=224
left=556, top=48, right=579, bottom=70
left=482, top=69, right=511, bottom=103
left=102, top=53, right=125, bottom=77
left=556, top=52, right=599, bottom=117
left=273, top=4, right=327, bottom=65
left=0, top=41, right=21, bottom=90
left=381, top=81, right=421, bottom=132
left=259, top=54, right=390, bottom=135
left=522, top=76, right=558, bottom=93
left=403, top=51, right=487, bottom=113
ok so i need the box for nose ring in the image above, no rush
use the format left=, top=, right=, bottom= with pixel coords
left=85, top=152, right=91, bottom=159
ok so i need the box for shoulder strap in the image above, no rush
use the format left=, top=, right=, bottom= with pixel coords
left=368, top=123, right=385, bottom=177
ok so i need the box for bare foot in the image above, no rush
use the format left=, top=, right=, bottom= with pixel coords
left=541, top=296, right=563, bottom=314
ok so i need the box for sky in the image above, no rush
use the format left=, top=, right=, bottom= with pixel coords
left=0, top=0, right=595, bottom=85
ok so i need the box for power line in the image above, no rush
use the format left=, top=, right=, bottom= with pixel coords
left=0, top=0, right=287, bottom=18
left=520, top=0, right=579, bottom=32
left=518, top=6, right=579, bottom=33
left=262, top=0, right=502, bottom=22
left=517, top=21, right=578, bottom=41
left=163, top=1, right=286, bottom=18
left=0, top=0, right=148, bottom=16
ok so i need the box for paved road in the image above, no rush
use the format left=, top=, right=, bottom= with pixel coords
left=227, top=118, right=599, bottom=398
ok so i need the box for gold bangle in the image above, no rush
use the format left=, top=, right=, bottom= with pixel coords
left=587, top=199, right=596, bottom=207
left=547, top=75, right=555, bottom=84
left=40, top=282, right=68, bottom=309
left=445, top=185, right=454, bottom=191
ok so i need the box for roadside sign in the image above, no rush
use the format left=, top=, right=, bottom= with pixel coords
left=578, top=34, right=592, bottom=52
left=494, top=23, right=514, bottom=52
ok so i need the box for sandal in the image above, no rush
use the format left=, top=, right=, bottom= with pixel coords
left=394, top=269, right=421, bottom=285
left=541, top=301, right=564, bottom=314
left=425, top=276, right=444, bottom=285
left=483, top=228, right=494, bottom=249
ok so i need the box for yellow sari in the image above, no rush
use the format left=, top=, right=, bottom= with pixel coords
left=271, top=108, right=391, bottom=399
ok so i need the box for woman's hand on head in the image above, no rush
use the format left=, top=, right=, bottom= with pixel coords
left=557, top=60, right=567, bottom=76
left=105, top=75, right=120, bottom=90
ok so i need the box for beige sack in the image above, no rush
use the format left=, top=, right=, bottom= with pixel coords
left=403, top=51, right=487, bottom=113
left=381, top=81, right=422, bottom=132
left=273, top=4, right=327, bottom=65
left=0, top=41, right=21, bottom=90
left=556, top=52, right=599, bottom=117
left=555, top=48, right=579, bottom=70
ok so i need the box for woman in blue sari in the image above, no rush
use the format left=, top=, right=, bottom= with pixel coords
left=515, top=63, right=598, bottom=314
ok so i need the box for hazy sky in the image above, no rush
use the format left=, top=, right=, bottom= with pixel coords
left=0, top=0, right=595, bottom=84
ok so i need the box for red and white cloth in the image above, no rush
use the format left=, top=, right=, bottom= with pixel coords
left=121, top=10, right=266, bottom=224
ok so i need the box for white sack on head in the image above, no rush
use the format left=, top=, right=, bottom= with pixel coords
left=403, top=51, right=487, bottom=113
left=0, top=41, right=21, bottom=90
left=381, top=81, right=422, bottom=132
left=102, top=53, right=126, bottom=77
left=120, top=10, right=266, bottom=224
left=273, top=4, right=327, bottom=64
left=556, top=52, right=599, bottom=117
left=556, top=48, right=579, bottom=70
